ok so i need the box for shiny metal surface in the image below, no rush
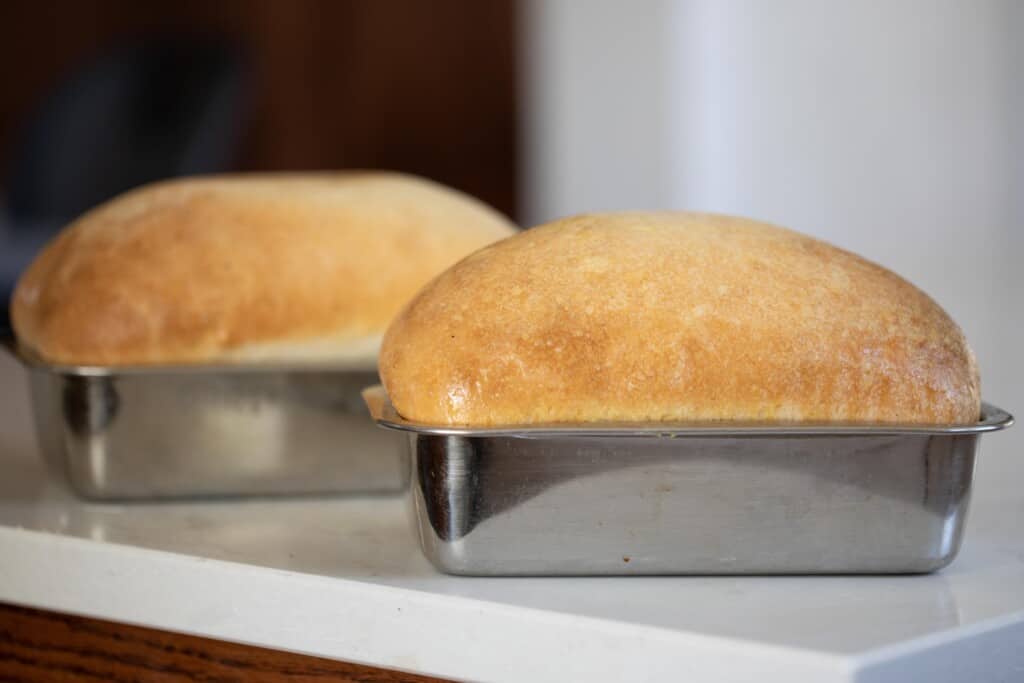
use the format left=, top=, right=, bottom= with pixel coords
left=13, top=349, right=407, bottom=500
left=364, top=386, right=1013, bottom=575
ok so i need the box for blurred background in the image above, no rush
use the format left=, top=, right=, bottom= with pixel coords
left=0, top=0, right=518, bottom=310
left=0, top=0, right=1020, bottom=452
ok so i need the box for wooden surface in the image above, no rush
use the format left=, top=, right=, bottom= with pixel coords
left=0, top=603, right=450, bottom=683
left=0, top=0, right=519, bottom=218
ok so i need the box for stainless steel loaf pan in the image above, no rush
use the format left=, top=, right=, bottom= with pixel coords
left=8, top=345, right=407, bottom=500
left=364, top=385, right=1013, bottom=575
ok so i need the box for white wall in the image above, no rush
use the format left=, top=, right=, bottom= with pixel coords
left=522, top=0, right=677, bottom=221
left=523, top=0, right=1022, bottom=470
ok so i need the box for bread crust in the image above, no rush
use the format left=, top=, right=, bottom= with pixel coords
left=12, top=172, right=516, bottom=365
left=380, top=212, right=980, bottom=425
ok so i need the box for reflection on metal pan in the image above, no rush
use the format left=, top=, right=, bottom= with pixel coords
left=8, top=346, right=408, bottom=500
left=364, top=385, right=1012, bottom=575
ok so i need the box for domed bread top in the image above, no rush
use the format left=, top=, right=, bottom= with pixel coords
left=12, top=172, right=516, bottom=366
left=380, top=212, right=980, bottom=425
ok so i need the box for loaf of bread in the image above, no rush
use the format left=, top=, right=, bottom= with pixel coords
left=12, top=172, right=516, bottom=365
left=380, top=212, right=980, bottom=425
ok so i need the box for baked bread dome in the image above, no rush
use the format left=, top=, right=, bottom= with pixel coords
left=380, top=212, right=979, bottom=425
left=13, top=172, right=516, bottom=366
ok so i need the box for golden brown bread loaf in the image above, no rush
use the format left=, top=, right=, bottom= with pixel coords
left=12, top=172, right=516, bottom=365
left=380, top=212, right=980, bottom=425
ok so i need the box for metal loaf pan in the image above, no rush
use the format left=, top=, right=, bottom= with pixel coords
left=364, top=386, right=1013, bottom=575
left=8, top=345, right=407, bottom=500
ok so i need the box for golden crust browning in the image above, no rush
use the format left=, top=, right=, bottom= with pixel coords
left=12, top=172, right=516, bottom=365
left=380, top=212, right=980, bottom=425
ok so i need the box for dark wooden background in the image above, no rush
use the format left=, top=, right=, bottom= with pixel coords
left=0, top=0, right=519, bottom=218
left=0, top=603, right=452, bottom=682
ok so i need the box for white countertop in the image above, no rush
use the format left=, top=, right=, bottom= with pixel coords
left=1, top=351, right=1022, bottom=683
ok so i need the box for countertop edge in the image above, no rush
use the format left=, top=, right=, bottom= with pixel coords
left=0, top=525, right=852, bottom=683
